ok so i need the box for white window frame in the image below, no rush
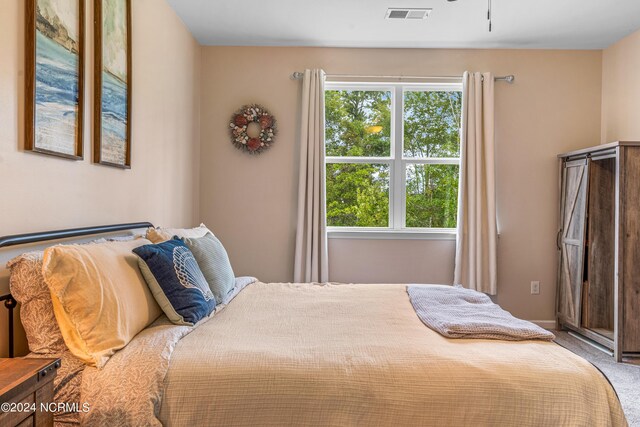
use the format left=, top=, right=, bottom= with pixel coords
left=325, top=81, right=462, bottom=240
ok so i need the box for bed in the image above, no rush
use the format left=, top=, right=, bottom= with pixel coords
left=0, top=224, right=627, bottom=427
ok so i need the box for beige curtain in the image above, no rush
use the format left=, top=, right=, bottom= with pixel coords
left=294, top=69, right=329, bottom=283
left=454, top=72, right=498, bottom=295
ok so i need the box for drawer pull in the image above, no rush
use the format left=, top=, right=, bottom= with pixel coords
left=38, top=363, right=58, bottom=380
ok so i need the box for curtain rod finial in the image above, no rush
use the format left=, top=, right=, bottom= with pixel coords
left=291, top=71, right=304, bottom=80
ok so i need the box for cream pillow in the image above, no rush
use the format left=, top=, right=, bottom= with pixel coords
left=146, top=223, right=210, bottom=243
left=42, top=239, right=162, bottom=368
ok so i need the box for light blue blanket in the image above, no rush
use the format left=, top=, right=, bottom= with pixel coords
left=407, top=285, right=555, bottom=341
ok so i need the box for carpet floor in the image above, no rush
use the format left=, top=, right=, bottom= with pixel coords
left=554, top=331, right=640, bottom=426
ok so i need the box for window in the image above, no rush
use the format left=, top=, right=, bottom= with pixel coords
left=324, top=82, right=462, bottom=238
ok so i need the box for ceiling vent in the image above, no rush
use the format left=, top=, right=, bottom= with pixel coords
left=385, top=8, right=432, bottom=20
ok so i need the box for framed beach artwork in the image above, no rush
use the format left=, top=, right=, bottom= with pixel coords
left=94, top=0, right=131, bottom=168
left=25, top=0, right=85, bottom=159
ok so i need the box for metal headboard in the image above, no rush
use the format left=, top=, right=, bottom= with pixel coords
left=0, top=222, right=154, bottom=357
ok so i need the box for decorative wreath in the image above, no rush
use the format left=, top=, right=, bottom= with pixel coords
left=229, top=104, right=277, bottom=154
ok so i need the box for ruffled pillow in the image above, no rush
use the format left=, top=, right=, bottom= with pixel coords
left=8, top=251, right=66, bottom=354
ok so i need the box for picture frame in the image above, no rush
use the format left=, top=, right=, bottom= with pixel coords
left=25, top=0, right=85, bottom=160
left=93, top=0, right=132, bottom=169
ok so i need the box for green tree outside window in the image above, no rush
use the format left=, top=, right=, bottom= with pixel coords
left=325, top=86, right=461, bottom=230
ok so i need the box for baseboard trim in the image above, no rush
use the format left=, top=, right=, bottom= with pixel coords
left=531, top=320, right=556, bottom=330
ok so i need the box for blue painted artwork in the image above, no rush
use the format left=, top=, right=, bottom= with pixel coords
left=33, top=0, right=81, bottom=155
left=99, top=0, right=129, bottom=166
left=100, top=69, right=127, bottom=164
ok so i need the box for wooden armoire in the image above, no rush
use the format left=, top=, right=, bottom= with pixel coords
left=557, top=141, right=640, bottom=361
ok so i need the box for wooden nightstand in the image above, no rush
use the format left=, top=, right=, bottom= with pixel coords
left=0, top=358, right=60, bottom=427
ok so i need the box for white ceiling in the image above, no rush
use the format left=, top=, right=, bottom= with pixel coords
left=166, top=0, right=640, bottom=50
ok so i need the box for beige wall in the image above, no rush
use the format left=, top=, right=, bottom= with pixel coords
left=0, top=0, right=201, bottom=356
left=602, top=29, right=640, bottom=143
left=200, top=47, right=602, bottom=322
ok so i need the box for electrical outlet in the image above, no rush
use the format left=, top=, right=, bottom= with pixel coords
left=531, top=281, right=540, bottom=295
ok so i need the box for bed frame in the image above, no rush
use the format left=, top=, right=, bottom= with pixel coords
left=0, top=222, right=153, bottom=357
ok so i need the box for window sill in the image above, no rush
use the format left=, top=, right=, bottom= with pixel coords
left=327, top=228, right=457, bottom=240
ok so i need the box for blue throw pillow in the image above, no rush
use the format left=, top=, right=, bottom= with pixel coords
left=133, top=237, right=216, bottom=325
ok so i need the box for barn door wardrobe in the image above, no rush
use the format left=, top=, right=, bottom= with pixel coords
left=557, top=141, right=640, bottom=362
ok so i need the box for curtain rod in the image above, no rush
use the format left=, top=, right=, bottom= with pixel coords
left=290, top=71, right=515, bottom=84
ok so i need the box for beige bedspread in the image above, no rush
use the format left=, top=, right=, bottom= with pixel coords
left=159, top=282, right=627, bottom=426
left=79, top=277, right=257, bottom=426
